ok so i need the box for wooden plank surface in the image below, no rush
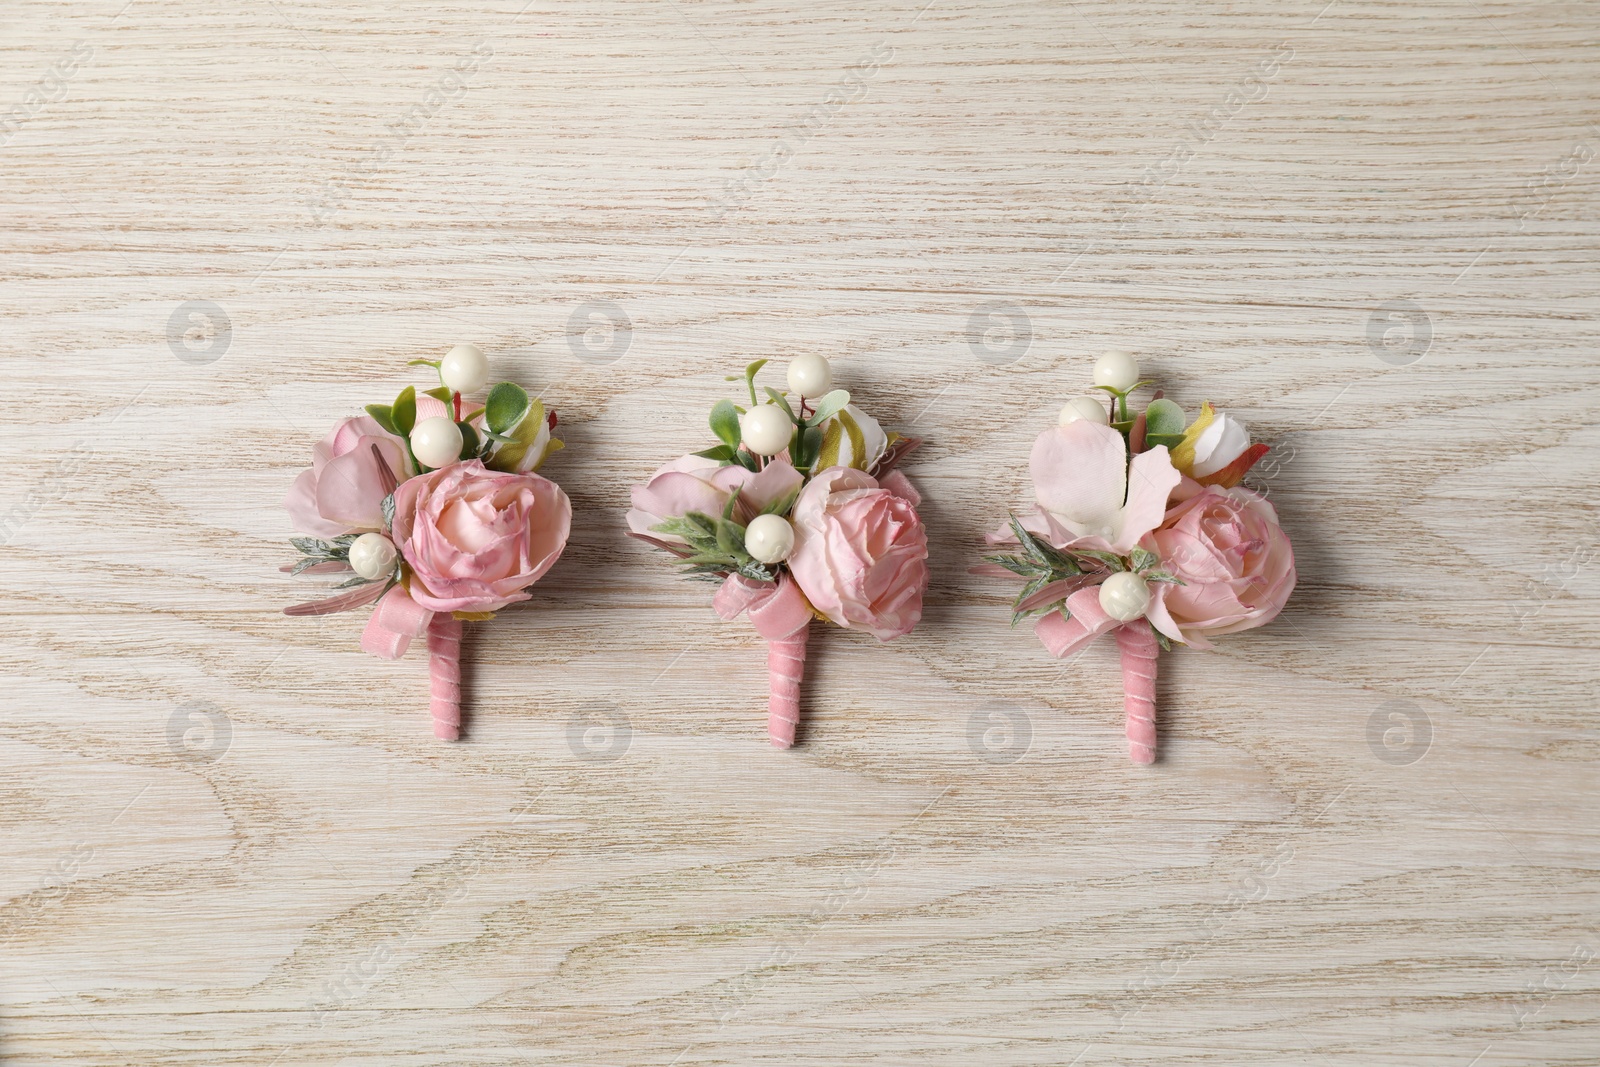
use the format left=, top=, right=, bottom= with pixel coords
left=2, top=0, right=1598, bottom=1062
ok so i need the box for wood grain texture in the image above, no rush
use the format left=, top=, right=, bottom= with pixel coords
left=2, top=0, right=1598, bottom=1063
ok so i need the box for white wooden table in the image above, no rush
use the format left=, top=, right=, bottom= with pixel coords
left=2, top=1, right=1597, bottom=1063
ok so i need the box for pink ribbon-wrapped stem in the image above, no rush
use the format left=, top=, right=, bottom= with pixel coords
left=715, top=573, right=816, bottom=747
left=1115, top=621, right=1158, bottom=764
left=360, top=585, right=471, bottom=741
left=427, top=613, right=464, bottom=741
left=1033, top=585, right=1163, bottom=764
left=766, top=624, right=809, bottom=748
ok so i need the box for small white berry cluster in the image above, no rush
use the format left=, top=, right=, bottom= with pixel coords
left=1058, top=349, right=1141, bottom=428
left=735, top=354, right=835, bottom=566
left=409, top=343, right=490, bottom=469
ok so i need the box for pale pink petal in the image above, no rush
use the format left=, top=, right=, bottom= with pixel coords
left=286, top=468, right=348, bottom=537
left=633, top=471, right=728, bottom=525
left=1113, top=444, right=1182, bottom=552
left=739, top=459, right=805, bottom=516
left=1030, top=422, right=1127, bottom=537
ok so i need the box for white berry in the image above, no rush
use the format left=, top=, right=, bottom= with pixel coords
left=744, top=513, right=795, bottom=564
left=348, top=532, right=398, bottom=580
left=740, top=404, right=793, bottom=456
left=440, top=343, right=489, bottom=394
left=411, top=416, right=464, bottom=469
left=1059, top=395, right=1110, bottom=426
left=786, top=353, right=833, bottom=398
left=1098, top=571, right=1151, bottom=622
left=1093, top=349, right=1140, bottom=392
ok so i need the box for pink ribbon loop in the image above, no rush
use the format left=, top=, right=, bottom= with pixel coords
left=359, top=585, right=467, bottom=742
left=361, top=585, right=434, bottom=660
left=1034, top=586, right=1117, bottom=659
left=1033, top=584, right=1164, bottom=765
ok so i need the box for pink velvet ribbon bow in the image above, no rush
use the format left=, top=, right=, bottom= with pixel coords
left=360, top=586, right=464, bottom=741
left=1035, top=586, right=1160, bottom=764
left=713, top=574, right=814, bottom=748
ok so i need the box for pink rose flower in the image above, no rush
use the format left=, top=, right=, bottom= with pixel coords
left=1144, top=485, right=1295, bottom=649
left=786, top=466, right=929, bottom=641
left=626, top=454, right=805, bottom=541
left=392, top=460, right=571, bottom=614
left=285, top=415, right=411, bottom=537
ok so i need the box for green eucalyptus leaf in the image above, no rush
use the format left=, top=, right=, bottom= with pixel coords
left=392, top=386, right=417, bottom=435
left=805, top=389, right=851, bottom=427
left=484, top=382, right=530, bottom=436
left=1144, top=432, right=1187, bottom=448
left=365, top=404, right=399, bottom=436
left=762, top=387, right=797, bottom=422
left=709, top=398, right=742, bottom=450
left=1144, top=398, right=1186, bottom=438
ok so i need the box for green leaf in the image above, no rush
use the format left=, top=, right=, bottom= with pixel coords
left=759, top=486, right=800, bottom=517
left=762, top=387, right=797, bottom=422
left=484, top=382, right=530, bottom=436
left=1008, top=516, right=1052, bottom=566
left=457, top=422, right=480, bottom=460
left=692, top=444, right=737, bottom=463
left=805, top=389, right=851, bottom=427
left=742, top=359, right=769, bottom=405
left=735, top=560, right=776, bottom=583
left=333, top=575, right=377, bottom=590
left=380, top=493, right=395, bottom=530
left=715, top=518, right=743, bottom=556
left=733, top=449, right=760, bottom=472
left=1143, top=398, right=1186, bottom=439
left=1144, top=432, right=1187, bottom=448
left=485, top=398, right=548, bottom=473
left=365, top=404, right=399, bottom=436
left=290, top=536, right=332, bottom=556
left=1151, top=624, right=1172, bottom=653
left=1073, top=548, right=1128, bottom=571
left=709, top=398, right=742, bottom=450
left=799, top=426, right=823, bottom=470
left=722, top=490, right=740, bottom=521
left=392, top=386, right=417, bottom=435
left=1144, top=569, right=1186, bottom=586
left=424, top=385, right=454, bottom=405
left=1129, top=546, right=1160, bottom=572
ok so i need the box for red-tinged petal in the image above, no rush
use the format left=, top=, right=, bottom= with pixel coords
left=1196, top=443, right=1269, bottom=489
